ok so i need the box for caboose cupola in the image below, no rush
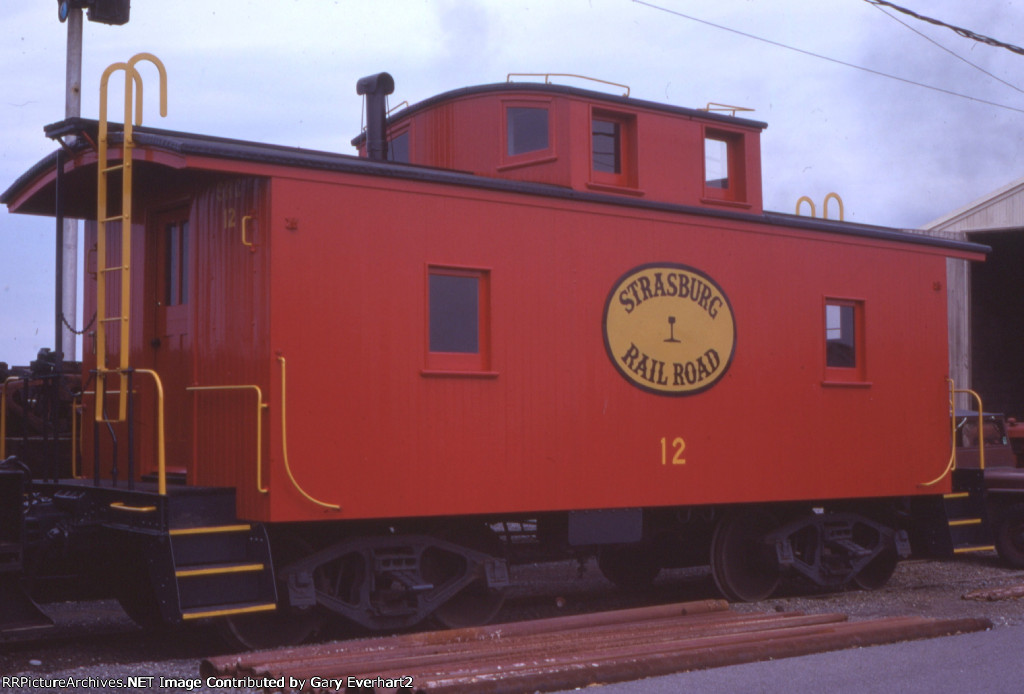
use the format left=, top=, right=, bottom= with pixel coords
left=352, top=75, right=766, bottom=213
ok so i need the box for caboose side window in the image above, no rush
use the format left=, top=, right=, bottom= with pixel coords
left=824, top=299, right=867, bottom=384
left=426, top=267, right=492, bottom=373
left=592, top=119, right=621, bottom=174
left=506, top=106, right=549, bottom=156
left=825, top=304, right=855, bottom=367
left=388, top=130, right=410, bottom=163
left=704, top=138, right=729, bottom=190
left=430, top=274, right=478, bottom=353
left=703, top=128, right=747, bottom=205
left=165, top=220, right=189, bottom=306
left=589, top=109, right=637, bottom=191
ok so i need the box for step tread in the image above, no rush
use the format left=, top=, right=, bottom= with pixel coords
left=180, top=601, right=277, bottom=621
left=953, top=544, right=996, bottom=554
left=175, top=562, right=266, bottom=578
left=169, top=524, right=253, bottom=536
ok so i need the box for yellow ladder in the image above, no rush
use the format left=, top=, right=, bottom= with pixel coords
left=94, top=53, right=167, bottom=422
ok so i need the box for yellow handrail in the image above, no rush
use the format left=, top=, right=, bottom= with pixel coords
left=823, top=192, right=844, bottom=221
left=0, top=376, right=16, bottom=460
left=701, top=102, right=755, bottom=116
left=506, top=73, right=630, bottom=97
left=71, top=393, right=83, bottom=478
left=187, top=384, right=269, bottom=493
left=95, top=53, right=167, bottom=423
left=277, top=356, right=341, bottom=511
left=795, top=195, right=815, bottom=217
left=921, top=381, right=985, bottom=487
left=132, top=369, right=167, bottom=495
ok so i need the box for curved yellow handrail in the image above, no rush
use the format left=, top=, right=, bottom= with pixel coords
left=277, top=356, right=341, bottom=511
left=920, top=381, right=985, bottom=487
left=187, top=384, right=269, bottom=493
left=823, top=192, right=844, bottom=221
left=132, top=369, right=167, bottom=495
left=795, top=195, right=815, bottom=217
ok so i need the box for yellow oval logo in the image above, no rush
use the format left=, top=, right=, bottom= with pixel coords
left=603, top=263, right=736, bottom=396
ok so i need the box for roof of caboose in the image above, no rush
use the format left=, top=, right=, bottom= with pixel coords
left=349, top=80, right=769, bottom=150
left=1, top=115, right=989, bottom=259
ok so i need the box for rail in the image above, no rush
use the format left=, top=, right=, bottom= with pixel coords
left=202, top=601, right=990, bottom=692
left=187, top=384, right=269, bottom=494
left=277, top=356, right=341, bottom=511
left=921, top=381, right=985, bottom=487
left=796, top=192, right=845, bottom=220
left=506, top=73, right=630, bottom=97
left=701, top=102, right=755, bottom=117
left=0, top=377, right=15, bottom=461
left=132, top=369, right=167, bottom=494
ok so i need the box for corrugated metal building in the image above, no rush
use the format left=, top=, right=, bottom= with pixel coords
left=924, top=176, right=1024, bottom=416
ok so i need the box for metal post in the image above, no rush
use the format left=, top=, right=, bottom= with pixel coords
left=61, top=7, right=83, bottom=361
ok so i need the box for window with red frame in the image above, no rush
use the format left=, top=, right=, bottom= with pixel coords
left=426, top=267, right=490, bottom=372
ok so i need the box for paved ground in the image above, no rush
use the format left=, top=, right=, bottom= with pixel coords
left=569, top=624, right=1024, bottom=694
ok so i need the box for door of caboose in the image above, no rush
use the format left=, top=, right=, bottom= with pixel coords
left=147, top=206, right=194, bottom=480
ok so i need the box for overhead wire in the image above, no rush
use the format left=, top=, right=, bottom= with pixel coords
left=867, top=2, right=1024, bottom=96
left=862, top=0, right=1024, bottom=58
left=631, top=0, right=1024, bottom=115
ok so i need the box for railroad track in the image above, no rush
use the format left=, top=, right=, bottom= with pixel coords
left=201, top=599, right=990, bottom=693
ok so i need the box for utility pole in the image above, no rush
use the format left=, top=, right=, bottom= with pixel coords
left=56, top=1, right=130, bottom=361
left=59, top=7, right=83, bottom=362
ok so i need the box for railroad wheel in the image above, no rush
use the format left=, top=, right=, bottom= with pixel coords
left=598, top=545, right=661, bottom=591
left=217, top=534, right=324, bottom=650
left=710, top=509, right=781, bottom=602
left=852, top=543, right=898, bottom=590
left=424, top=524, right=506, bottom=629
left=995, top=502, right=1024, bottom=568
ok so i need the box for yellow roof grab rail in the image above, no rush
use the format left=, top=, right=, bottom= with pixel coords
left=507, top=73, right=630, bottom=97
left=701, top=102, right=755, bottom=117
left=796, top=192, right=844, bottom=221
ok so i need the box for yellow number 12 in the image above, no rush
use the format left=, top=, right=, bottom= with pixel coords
left=661, top=437, right=686, bottom=466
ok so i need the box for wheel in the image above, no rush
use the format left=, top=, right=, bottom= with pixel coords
left=217, top=533, right=324, bottom=650
left=598, top=545, right=661, bottom=591
left=853, top=543, right=898, bottom=590
left=710, top=509, right=781, bottom=602
left=218, top=602, right=324, bottom=651
left=423, top=523, right=506, bottom=629
left=995, top=502, right=1024, bottom=568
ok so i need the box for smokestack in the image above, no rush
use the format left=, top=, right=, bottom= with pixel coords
left=356, top=72, right=395, bottom=161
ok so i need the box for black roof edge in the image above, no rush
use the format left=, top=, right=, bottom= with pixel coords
left=4, top=118, right=988, bottom=258
left=351, top=81, right=768, bottom=147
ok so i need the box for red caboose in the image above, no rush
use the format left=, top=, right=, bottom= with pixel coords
left=0, top=62, right=986, bottom=646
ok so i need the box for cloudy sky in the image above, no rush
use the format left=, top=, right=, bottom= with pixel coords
left=1, top=0, right=1022, bottom=364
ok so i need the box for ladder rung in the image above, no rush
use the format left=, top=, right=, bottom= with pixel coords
left=99, top=316, right=128, bottom=324
left=101, top=163, right=125, bottom=173
left=98, top=265, right=129, bottom=273
left=98, top=214, right=127, bottom=223
left=943, top=492, right=970, bottom=500
left=948, top=518, right=983, bottom=527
